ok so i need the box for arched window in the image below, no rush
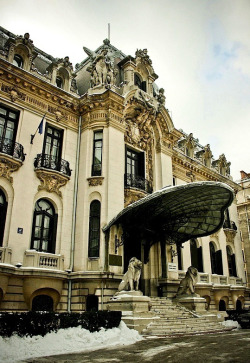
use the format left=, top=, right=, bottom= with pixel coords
left=31, top=199, right=57, bottom=253
left=13, top=54, right=24, bottom=68
left=88, top=201, right=101, bottom=258
left=226, top=246, right=237, bottom=277
left=190, top=239, right=203, bottom=272
left=209, top=242, right=223, bottom=275
left=32, top=295, right=54, bottom=311
left=134, top=74, right=146, bottom=92
left=56, top=76, right=64, bottom=89
left=177, top=244, right=183, bottom=270
left=219, top=299, right=226, bottom=311
left=0, top=190, right=7, bottom=246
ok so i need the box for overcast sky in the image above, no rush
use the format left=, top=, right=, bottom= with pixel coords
left=1, top=0, right=249, bottom=181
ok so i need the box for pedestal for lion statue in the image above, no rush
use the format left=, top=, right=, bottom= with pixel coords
left=108, top=257, right=154, bottom=333
left=173, top=266, right=207, bottom=313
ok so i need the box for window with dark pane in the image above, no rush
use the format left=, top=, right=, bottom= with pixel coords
left=56, top=76, right=63, bottom=89
left=13, top=54, right=23, bottom=68
left=190, top=238, right=203, bottom=272
left=209, top=242, right=217, bottom=274
left=227, top=246, right=237, bottom=277
left=42, top=125, right=63, bottom=170
left=0, top=189, right=7, bottom=246
left=125, top=147, right=145, bottom=189
left=31, top=199, right=57, bottom=253
left=0, top=104, right=19, bottom=155
left=134, top=74, right=146, bottom=92
left=88, top=200, right=101, bottom=258
left=92, top=131, right=103, bottom=176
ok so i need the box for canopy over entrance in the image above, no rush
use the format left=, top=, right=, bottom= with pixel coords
left=103, top=181, right=234, bottom=246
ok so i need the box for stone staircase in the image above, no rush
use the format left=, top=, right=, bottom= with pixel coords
left=142, top=297, right=235, bottom=336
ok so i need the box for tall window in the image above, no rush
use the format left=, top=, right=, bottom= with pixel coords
left=125, top=147, right=145, bottom=188
left=92, top=131, right=103, bottom=176
left=134, top=74, right=146, bottom=92
left=88, top=201, right=101, bottom=258
left=209, top=242, right=223, bottom=275
left=0, top=190, right=7, bottom=246
left=177, top=244, right=183, bottom=270
left=190, top=239, right=203, bottom=272
left=0, top=105, right=19, bottom=155
left=13, top=54, right=23, bottom=68
left=31, top=199, right=57, bottom=253
left=43, top=125, right=63, bottom=170
left=227, top=246, right=237, bottom=277
left=56, top=76, right=63, bottom=89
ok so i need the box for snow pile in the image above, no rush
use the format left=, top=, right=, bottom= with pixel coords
left=0, top=321, right=143, bottom=363
left=220, top=319, right=241, bottom=329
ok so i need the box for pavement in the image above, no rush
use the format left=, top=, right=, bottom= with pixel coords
left=21, top=329, right=250, bottom=363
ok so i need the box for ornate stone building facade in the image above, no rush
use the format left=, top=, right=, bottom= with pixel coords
left=237, top=171, right=250, bottom=292
left=0, top=26, right=248, bottom=313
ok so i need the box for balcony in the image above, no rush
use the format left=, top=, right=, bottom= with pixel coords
left=0, top=137, right=25, bottom=162
left=24, top=250, right=64, bottom=270
left=124, top=173, right=153, bottom=194
left=0, top=137, right=25, bottom=182
left=34, top=153, right=71, bottom=197
left=34, top=153, right=71, bottom=177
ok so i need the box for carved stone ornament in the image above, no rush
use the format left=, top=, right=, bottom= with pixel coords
left=0, top=157, right=21, bottom=183
left=87, top=177, right=104, bottom=186
left=35, top=170, right=69, bottom=197
left=124, top=188, right=147, bottom=207
left=83, top=40, right=119, bottom=88
left=1, top=84, right=26, bottom=102
left=223, top=229, right=237, bottom=243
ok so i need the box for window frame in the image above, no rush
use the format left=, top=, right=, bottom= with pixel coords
left=91, top=130, right=103, bottom=176
left=13, top=54, right=24, bottom=69
left=0, top=104, right=19, bottom=155
left=88, top=200, right=101, bottom=258
left=31, top=199, right=57, bottom=253
left=0, top=189, right=7, bottom=246
left=42, top=124, right=63, bottom=170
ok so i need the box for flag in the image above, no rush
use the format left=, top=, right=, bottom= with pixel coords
left=38, top=114, right=45, bottom=134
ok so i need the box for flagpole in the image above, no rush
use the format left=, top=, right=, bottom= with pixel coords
left=30, top=113, right=46, bottom=144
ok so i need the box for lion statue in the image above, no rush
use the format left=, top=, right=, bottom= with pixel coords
left=176, top=266, right=198, bottom=296
left=118, top=257, right=142, bottom=292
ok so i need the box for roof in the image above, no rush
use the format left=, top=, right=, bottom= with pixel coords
left=103, top=181, right=234, bottom=246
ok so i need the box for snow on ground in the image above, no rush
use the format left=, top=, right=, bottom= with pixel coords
left=220, top=320, right=241, bottom=329
left=0, top=321, right=143, bottom=363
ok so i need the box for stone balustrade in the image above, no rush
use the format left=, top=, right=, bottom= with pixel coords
left=24, top=250, right=64, bottom=270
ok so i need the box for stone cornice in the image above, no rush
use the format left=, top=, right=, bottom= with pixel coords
left=0, top=59, right=79, bottom=131
left=172, top=150, right=240, bottom=193
left=80, top=89, right=125, bottom=132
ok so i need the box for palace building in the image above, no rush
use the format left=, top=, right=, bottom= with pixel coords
left=0, top=26, right=248, bottom=313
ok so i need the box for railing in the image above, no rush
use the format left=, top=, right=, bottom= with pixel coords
left=0, top=137, right=25, bottom=161
left=24, top=250, right=64, bottom=270
left=124, top=173, right=153, bottom=193
left=223, top=220, right=237, bottom=231
left=34, top=153, right=71, bottom=177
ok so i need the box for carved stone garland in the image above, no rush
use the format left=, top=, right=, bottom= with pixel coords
left=0, top=156, right=22, bottom=183
left=35, top=170, right=69, bottom=198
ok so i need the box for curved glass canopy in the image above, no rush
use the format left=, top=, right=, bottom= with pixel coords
left=103, top=181, right=234, bottom=246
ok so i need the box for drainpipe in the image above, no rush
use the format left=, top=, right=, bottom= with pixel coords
left=67, top=115, right=82, bottom=313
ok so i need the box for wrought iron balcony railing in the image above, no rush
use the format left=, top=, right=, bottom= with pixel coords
left=0, top=137, right=25, bottom=161
left=34, top=153, right=71, bottom=177
left=124, top=173, right=153, bottom=194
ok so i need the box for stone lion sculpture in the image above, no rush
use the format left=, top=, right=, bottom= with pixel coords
left=118, top=257, right=142, bottom=292
left=176, top=266, right=198, bottom=296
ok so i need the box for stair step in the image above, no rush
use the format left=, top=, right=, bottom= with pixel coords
left=142, top=297, right=233, bottom=336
